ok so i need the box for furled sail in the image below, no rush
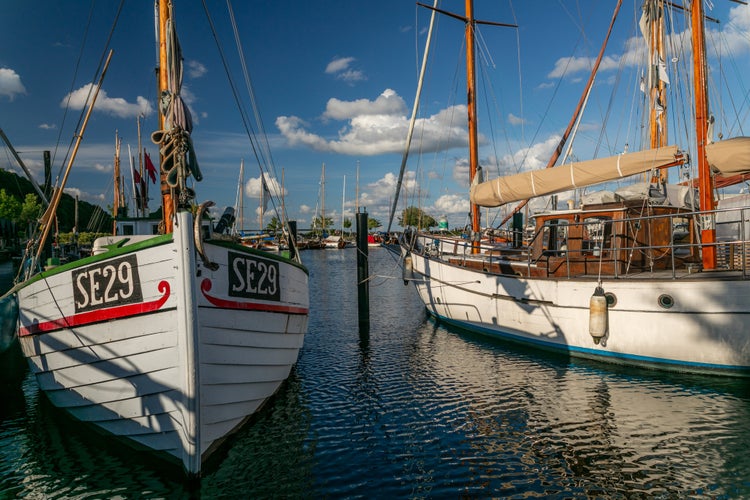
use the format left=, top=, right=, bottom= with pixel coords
left=706, top=137, right=750, bottom=176
left=470, top=145, right=680, bottom=207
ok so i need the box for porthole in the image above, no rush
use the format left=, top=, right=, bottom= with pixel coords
left=658, top=294, right=674, bottom=309
left=604, top=292, right=617, bottom=308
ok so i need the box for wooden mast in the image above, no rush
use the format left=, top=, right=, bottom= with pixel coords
left=158, top=0, right=174, bottom=233
left=648, top=1, right=668, bottom=184
left=692, top=0, right=716, bottom=269
left=465, top=0, right=481, bottom=253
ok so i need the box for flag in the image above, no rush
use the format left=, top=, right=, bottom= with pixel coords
left=134, top=168, right=147, bottom=210
left=261, top=175, right=270, bottom=212
left=144, top=150, right=158, bottom=183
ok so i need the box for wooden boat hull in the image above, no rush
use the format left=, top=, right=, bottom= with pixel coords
left=402, top=244, right=750, bottom=376
left=16, top=212, right=309, bottom=476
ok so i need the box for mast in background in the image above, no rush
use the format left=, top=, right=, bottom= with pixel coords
left=692, top=0, right=716, bottom=270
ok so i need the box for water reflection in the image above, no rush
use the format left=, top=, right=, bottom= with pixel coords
left=1, top=251, right=749, bottom=497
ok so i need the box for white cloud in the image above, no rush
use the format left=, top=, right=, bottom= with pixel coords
left=62, top=83, right=153, bottom=119
left=432, top=193, right=470, bottom=215
left=187, top=60, right=207, bottom=79
left=325, top=57, right=355, bottom=74
left=325, top=56, right=366, bottom=83
left=507, top=113, right=527, bottom=125
left=39, top=123, right=56, bottom=130
left=0, top=67, right=26, bottom=100
left=547, top=4, right=750, bottom=81
left=244, top=173, right=286, bottom=199
left=63, top=186, right=107, bottom=205
left=276, top=89, right=473, bottom=156
left=323, top=89, right=406, bottom=120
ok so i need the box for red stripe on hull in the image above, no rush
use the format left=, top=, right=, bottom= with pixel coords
left=19, top=281, right=171, bottom=337
left=200, top=278, right=308, bottom=315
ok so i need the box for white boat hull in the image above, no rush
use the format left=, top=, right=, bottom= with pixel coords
left=403, top=245, right=750, bottom=376
left=16, top=212, right=309, bottom=475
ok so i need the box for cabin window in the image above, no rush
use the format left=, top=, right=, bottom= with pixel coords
left=122, top=224, right=134, bottom=235
left=541, top=219, right=569, bottom=256
left=582, top=216, right=612, bottom=254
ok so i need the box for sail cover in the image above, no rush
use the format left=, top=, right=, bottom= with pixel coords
left=706, top=137, right=750, bottom=176
left=470, top=145, right=680, bottom=207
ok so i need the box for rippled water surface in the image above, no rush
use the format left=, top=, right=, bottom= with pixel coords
left=2, top=251, right=750, bottom=498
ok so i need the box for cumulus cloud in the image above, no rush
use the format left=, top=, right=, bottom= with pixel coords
left=323, top=89, right=406, bottom=120
left=62, top=83, right=153, bottom=118
left=432, top=193, right=470, bottom=215
left=276, top=88, right=473, bottom=156
left=0, top=67, right=26, bottom=100
left=245, top=173, right=286, bottom=199
left=547, top=4, right=750, bottom=81
left=325, top=56, right=366, bottom=83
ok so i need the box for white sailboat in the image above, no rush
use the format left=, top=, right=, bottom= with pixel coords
left=397, top=0, right=750, bottom=376
left=4, top=0, right=309, bottom=476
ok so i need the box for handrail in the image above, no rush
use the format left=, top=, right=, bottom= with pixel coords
left=409, top=204, right=750, bottom=280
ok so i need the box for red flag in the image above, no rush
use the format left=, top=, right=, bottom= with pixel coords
left=134, top=168, right=147, bottom=210
left=144, top=151, right=157, bottom=184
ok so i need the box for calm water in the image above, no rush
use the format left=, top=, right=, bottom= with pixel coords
left=2, top=250, right=750, bottom=498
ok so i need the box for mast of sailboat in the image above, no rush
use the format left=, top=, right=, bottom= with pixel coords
left=416, top=2, right=515, bottom=247
left=497, top=1, right=622, bottom=227
left=692, top=0, right=716, bottom=270
left=157, top=0, right=173, bottom=233
left=648, top=1, right=668, bottom=152
left=465, top=0, right=481, bottom=252
left=137, top=114, right=144, bottom=216
left=34, top=50, right=113, bottom=265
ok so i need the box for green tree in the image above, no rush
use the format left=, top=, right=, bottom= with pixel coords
left=0, top=188, right=22, bottom=221
left=343, top=217, right=352, bottom=230
left=399, top=206, right=436, bottom=229
left=265, top=216, right=282, bottom=232
left=312, top=216, right=334, bottom=231
left=19, top=193, right=43, bottom=226
left=368, top=218, right=382, bottom=230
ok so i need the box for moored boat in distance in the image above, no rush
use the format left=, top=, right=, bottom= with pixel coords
left=5, top=0, right=309, bottom=476
left=395, top=0, right=750, bottom=376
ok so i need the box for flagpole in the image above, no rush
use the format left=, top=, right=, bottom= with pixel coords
left=128, top=144, right=137, bottom=217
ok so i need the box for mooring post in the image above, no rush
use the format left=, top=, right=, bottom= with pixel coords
left=356, top=210, right=370, bottom=327
left=288, top=220, right=298, bottom=260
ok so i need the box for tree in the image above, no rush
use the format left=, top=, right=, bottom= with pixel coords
left=19, top=194, right=43, bottom=226
left=312, top=216, right=334, bottom=231
left=399, top=206, right=436, bottom=229
left=266, top=216, right=282, bottom=232
left=343, top=217, right=352, bottom=230
left=0, top=189, right=22, bottom=221
left=368, top=218, right=382, bottom=230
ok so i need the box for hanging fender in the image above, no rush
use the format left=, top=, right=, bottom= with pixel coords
left=403, top=254, right=414, bottom=285
left=589, top=286, right=608, bottom=344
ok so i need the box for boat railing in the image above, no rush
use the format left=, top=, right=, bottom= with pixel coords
left=411, top=205, right=750, bottom=279
left=524, top=205, right=750, bottom=279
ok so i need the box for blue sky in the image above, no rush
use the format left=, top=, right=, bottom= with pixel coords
left=2, top=1, right=750, bottom=231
